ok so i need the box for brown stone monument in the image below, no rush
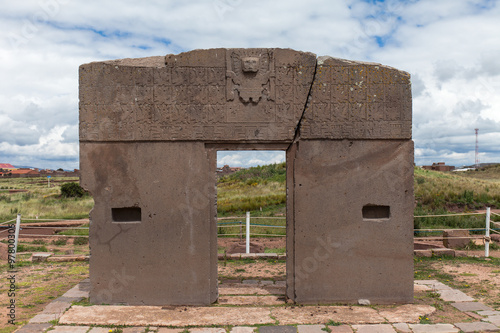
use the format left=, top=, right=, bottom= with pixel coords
left=79, top=48, right=414, bottom=305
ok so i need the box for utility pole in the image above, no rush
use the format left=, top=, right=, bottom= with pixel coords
left=475, top=128, right=479, bottom=169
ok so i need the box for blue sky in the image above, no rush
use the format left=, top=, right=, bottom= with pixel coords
left=0, top=0, right=499, bottom=169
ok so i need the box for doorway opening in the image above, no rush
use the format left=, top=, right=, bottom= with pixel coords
left=215, top=149, right=287, bottom=305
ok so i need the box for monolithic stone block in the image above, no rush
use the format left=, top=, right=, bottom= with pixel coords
left=79, top=48, right=413, bottom=306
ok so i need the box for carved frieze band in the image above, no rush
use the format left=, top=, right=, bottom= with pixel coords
left=79, top=50, right=412, bottom=142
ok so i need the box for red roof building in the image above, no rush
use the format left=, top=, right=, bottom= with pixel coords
left=0, top=163, right=16, bottom=170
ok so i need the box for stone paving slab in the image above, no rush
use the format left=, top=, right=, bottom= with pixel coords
left=297, top=324, right=325, bottom=333
left=157, top=328, right=184, bottom=333
left=377, top=304, right=436, bottom=323
left=454, top=321, right=499, bottom=332
left=352, top=324, right=396, bottom=333
left=437, top=289, right=475, bottom=302
left=218, top=295, right=284, bottom=305
left=124, top=328, right=148, bottom=333
left=271, top=306, right=385, bottom=325
left=190, top=328, right=226, bottom=333
left=259, top=326, right=297, bottom=333
left=15, top=323, right=53, bottom=333
left=413, top=284, right=431, bottom=292
left=88, top=328, right=112, bottom=333
left=451, top=301, right=492, bottom=312
left=414, top=280, right=440, bottom=285
left=60, top=305, right=275, bottom=326
left=28, top=312, right=61, bottom=323
left=43, top=300, right=73, bottom=314
left=478, top=311, right=500, bottom=317
left=230, top=327, right=257, bottom=333
left=414, top=280, right=453, bottom=291
left=50, top=326, right=91, bottom=333
left=486, top=315, right=500, bottom=326
left=464, top=311, right=484, bottom=320
left=329, top=326, right=353, bottom=333
left=392, top=323, right=411, bottom=333
left=408, top=323, right=459, bottom=333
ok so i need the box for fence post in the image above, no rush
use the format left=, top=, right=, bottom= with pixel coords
left=246, top=211, right=250, bottom=254
left=485, top=207, right=491, bottom=258
left=13, top=214, right=21, bottom=263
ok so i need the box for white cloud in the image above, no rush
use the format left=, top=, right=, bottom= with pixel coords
left=0, top=0, right=499, bottom=169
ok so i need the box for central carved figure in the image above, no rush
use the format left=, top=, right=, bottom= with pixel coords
left=226, top=50, right=275, bottom=104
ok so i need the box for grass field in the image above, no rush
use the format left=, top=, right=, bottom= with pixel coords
left=0, top=177, right=94, bottom=222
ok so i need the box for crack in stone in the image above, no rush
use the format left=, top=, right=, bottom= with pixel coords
left=289, top=58, right=318, bottom=148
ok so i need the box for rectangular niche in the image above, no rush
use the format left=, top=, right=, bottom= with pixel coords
left=112, top=207, right=142, bottom=223
left=362, top=205, right=390, bottom=220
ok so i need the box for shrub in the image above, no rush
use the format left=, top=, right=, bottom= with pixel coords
left=60, top=182, right=85, bottom=198
left=51, top=239, right=67, bottom=246
left=73, top=237, right=89, bottom=245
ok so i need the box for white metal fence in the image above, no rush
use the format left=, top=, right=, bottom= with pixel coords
left=2, top=208, right=498, bottom=258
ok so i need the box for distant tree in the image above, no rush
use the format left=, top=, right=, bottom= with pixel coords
left=57, top=168, right=64, bottom=172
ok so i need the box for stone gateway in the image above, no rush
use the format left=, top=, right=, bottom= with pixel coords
left=79, top=48, right=414, bottom=305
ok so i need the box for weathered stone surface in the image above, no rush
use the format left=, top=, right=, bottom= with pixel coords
left=438, top=289, right=474, bottom=302
left=454, top=322, right=499, bottom=332
left=486, top=315, right=500, bottom=326
left=29, top=313, right=60, bottom=323
left=378, top=304, right=436, bottom=323
left=443, top=230, right=470, bottom=248
left=42, top=300, right=72, bottom=314
left=123, top=328, right=148, bottom=333
left=31, top=252, right=53, bottom=262
left=329, top=326, right=353, bottom=333
left=477, top=311, right=500, bottom=317
left=80, top=49, right=315, bottom=143
left=414, top=284, right=431, bottom=292
left=451, top=302, right=492, bottom=312
left=301, top=56, right=412, bottom=140
left=408, top=324, right=459, bottom=333
left=392, top=323, right=411, bottom=332
left=15, top=323, right=53, bottom=333
left=259, top=326, right=297, bottom=333
left=230, top=327, right=257, bottom=333
left=291, top=140, right=414, bottom=303
left=415, top=280, right=452, bottom=291
left=432, top=248, right=455, bottom=257
left=59, top=305, right=274, bottom=326
left=297, top=325, right=325, bottom=333
left=414, top=250, right=432, bottom=257
left=80, top=48, right=413, bottom=306
left=50, top=326, right=91, bottom=333
left=190, top=328, right=226, bottom=333
left=351, top=324, right=396, bottom=333
left=271, top=306, right=385, bottom=325
left=88, top=328, right=112, bottom=333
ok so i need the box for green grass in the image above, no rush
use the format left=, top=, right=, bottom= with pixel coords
left=217, top=163, right=286, bottom=215
left=0, top=177, right=93, bottom=221
left=414, top=166, right=500, bottom=213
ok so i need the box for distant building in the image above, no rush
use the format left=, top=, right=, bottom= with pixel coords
left=422, top=162, right=455, bottom=172
left=8, top=168, right=41, bottom=178
left=0, top=163, right=17, bottom=170
left=216, top=164, right=243, bottom=176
